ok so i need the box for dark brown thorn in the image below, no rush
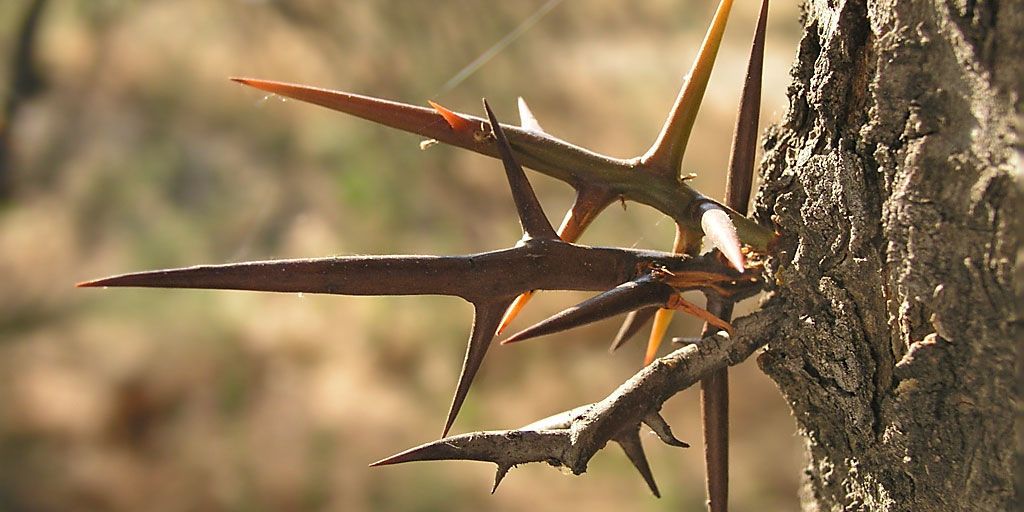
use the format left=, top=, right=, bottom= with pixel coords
left=443, top=300, right=514, bottom=437
left=702, top=2, right=768, bottom=508
left=725, top=0, right=769, bottom=217
left=76, top=255, right=488, bottom=301
left=502, top=278, right=675, bottom=345
left=613, top=427, right=661, bottom=498
left=492, top=465, right=511, bottom=494
left=517, top=97, right=544, bottom=133
left=643, top=412, right=689, bottom=448
left=482, top=99, right=558, bottom=241
left=608, top=306, right=658, bottom=352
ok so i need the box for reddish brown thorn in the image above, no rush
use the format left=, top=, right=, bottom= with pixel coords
left=608, top=306, right=658, bottom=352
left=482, top=99, right=558, bottom=241
left=503, top=277, right=675, bottom=345
left=429, top=100, right=477, bottom=133
left=231, top=77, right=461, bottom=141
left=666, top=294, right=733, bottom=335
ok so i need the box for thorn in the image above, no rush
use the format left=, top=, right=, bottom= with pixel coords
left=614, top=429, right=661, bottom=498
left=369, top=435, right=468, bottom=467
left=698, top=202, right=745, bottom=272
left=666, top=295, right=733, bottom=335
left=644, top=307, right=675, bottom=365
left=643, top=412, right=690, bottom=448
left=73, top=255, right=496, bottom=299
left=429, top=100, right=476, bottom=133
left=608, top=306, right=658, bottom=352
left=640, top=0, right=735, bottom=173
left=555, top=186, right=617, bottom=244
left=503, top=278, right=675, bottom=345
left=482, top=99, right=559, bottom=241
left=231, top=78, right=463, bottom=144
left=444, top=301, right=513, bottom=437
left=724, top=0, right=770, bottom=216
left=517, top=97, right=544, bottom=132
left=492, top=465, right=511, bottom=494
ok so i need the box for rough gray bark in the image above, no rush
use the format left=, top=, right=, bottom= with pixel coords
left=751, top=0, right=1021, bottom=510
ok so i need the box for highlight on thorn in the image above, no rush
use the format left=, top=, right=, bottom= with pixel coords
left=429, top=100, right=476, bottom=133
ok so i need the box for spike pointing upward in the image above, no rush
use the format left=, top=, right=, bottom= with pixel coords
left=482, top=99, right=558, bottom=241
left=517, top=97, right=544, bottom=132
left=641, top=0, right=734, bottom=174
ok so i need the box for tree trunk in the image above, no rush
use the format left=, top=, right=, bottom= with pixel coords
left=750, top=0, right=1021, bottom=510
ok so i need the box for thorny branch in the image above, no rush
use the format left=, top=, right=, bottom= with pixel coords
left=78, top=0, right=777, bottom=501
left=371, top=310, right=776, bottom=496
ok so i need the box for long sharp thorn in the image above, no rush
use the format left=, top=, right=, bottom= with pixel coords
left=698, top=202, right=745, bottom=272
left=503, top=278, right=675, bottom=345
left=640, top=0, right=734, bottom=173
left=726, top=0, right=769, bottom=217
left=229, top=78, right=776, bottom=252
left=614, top=429, right=661, bottom=498
left=609, top=306, right=658, bottom=352
left=517, top=97, right=544, bottom=132
left=497, top=186, right=617, bottom=335
left=76, top=256, right=485, bottom=299
left=443, top=301, right=513, bottom=437
left=702, top=4, right=768, bottom=509
left=482, top=99, right=558, bottom=241
left=232, top=77, right=476, bottom=143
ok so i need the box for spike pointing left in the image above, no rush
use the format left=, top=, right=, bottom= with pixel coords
left=482, top=99, right=558, bottom=241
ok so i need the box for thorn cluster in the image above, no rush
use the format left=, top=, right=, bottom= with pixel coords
left=78, top=0, right=774, bottom=498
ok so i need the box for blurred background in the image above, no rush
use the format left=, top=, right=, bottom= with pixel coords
left=0, top=1, right=804, bottom=510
